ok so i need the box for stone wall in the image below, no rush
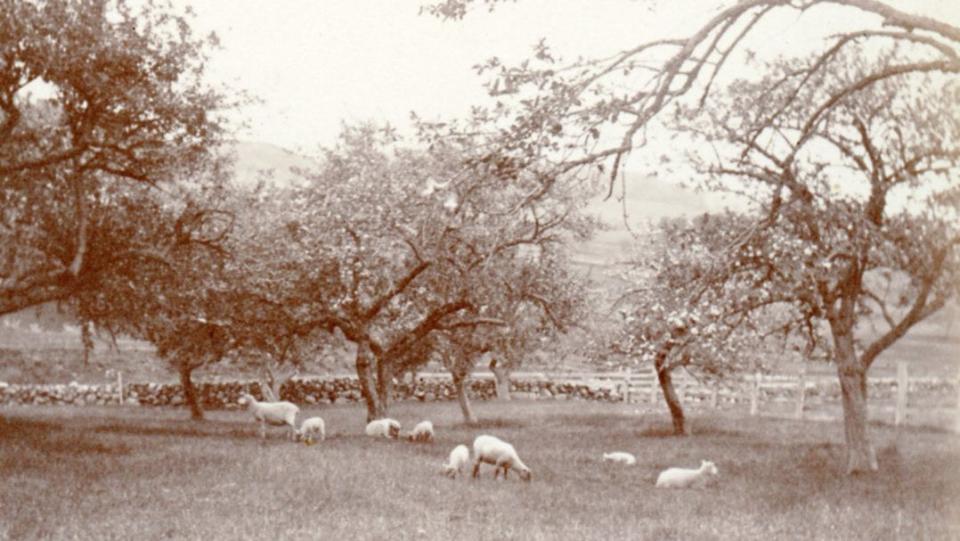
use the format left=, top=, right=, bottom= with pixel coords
left=0, top=374, right=954, bottom=408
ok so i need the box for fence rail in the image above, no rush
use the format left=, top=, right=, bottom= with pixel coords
left=406, top=362, right=960, bottom=428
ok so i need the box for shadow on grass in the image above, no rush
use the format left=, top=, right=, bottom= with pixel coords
left=466, top=418, right=527, bottom=430
left=0, top=417, right=133, bottom=460
left=92, top=420, right=251, bottom=440
left=637, top=422, right=744, bottom=439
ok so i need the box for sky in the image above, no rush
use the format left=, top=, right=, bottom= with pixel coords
left=174, top=0, right=960, bottom=155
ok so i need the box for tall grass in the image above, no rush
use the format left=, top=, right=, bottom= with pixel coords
left=1, top=401, right=958, bottom=540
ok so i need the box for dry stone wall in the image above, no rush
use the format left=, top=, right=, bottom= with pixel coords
left=0, top=375, right=954, bottom=408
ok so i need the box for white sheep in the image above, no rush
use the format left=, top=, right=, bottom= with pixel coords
left=655, top=460, right=719, bottom=488
left=405, top=420, right=434, bottom=443
left=602, top=452, right=637, bottom=466
left=238, top=392, right=299, bottom=440
left=296, top=416, right=326, bottom=444
left=442, top=444, right=470, bottom=478
left=471, top=435, right=532, bottom=482
left=365, top=418, right=401, bottom=439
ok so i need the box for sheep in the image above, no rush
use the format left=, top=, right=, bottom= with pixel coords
left=442, top=444, right=470, bottom=478
left=237, top=392, right=299, bottom=440
left=602, top=452, right=637, bottom=466
left=365, top=418, right=401, bottom=439
left=296, top=416, right=326, bottom=445
left=405, top=420, right=434, bottom=443
left=655, top=460, right=719, bottom=488
left=471, top=435, right=532, bottom=482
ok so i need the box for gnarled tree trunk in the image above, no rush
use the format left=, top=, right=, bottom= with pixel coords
left=489, top=358, right=511, bottom=401
left=177, top=361, right=203, bottom=421
left=356, top=342, right=387, bottom=423
left=355, top=340, right=387, bottom=422
left=452, top=371, right=477, bottom=424
left=654, top=347, right=687, bottom=436
left=832, top=323, right=878, bottom=473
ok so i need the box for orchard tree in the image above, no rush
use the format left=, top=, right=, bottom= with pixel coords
left=660, top=56, right=959, bottom=472
left=0, top=0, right=231, bottom=323
left=268, top=123, right=593, bottom=422
left=616, top=215, right=796, bottom=435
left=428, top=1, right=959, bottom=473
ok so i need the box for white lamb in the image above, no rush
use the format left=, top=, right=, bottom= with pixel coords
left=297, top=416, right=326, bottom=444
left=602, top=452, right=637, bottom=466
left=238, top=392, right=299, bottom=440
left=655, top=460, right=719, bottom=488
left=471, top=435, right=532, bottom=482
left=442, top=444, right=470, bottom=478
left=365, top=418, right=401, bottom=439
left=405, top=420, right=434, bottom=443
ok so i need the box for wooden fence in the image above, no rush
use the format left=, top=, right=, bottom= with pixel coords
left=414, top=361, right=960, bottom=429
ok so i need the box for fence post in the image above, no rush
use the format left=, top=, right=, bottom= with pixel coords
left=710, top=385, right=718, bottom=409
left=749, top=371, right=760, bottom=416
left=794, top=366, right=806, bottom=420
left=649, top=374, right=658, bottom=404
left=116, top=371, right=124, bottom=406
left=895, top=361, right=908, bottom=426
left=622, top=370, right=630, bottom=403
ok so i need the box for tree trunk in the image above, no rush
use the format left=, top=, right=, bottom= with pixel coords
left=355, top=341, right=386, bottom=422
left=375, top=357, right=393, bottom=412
left=489, top=358, right=511, bottom=401
left=452, top=372, right=477, bottom=425
left=178, top=362, right=203, bottom=421
left=833, top=328, right=878, bottom=473
left=655, top=349, right=687, bottom=436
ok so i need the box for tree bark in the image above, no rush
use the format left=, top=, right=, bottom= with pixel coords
left=452, top=372, right=477, bottom=425
left=832, top=327, right=878, bottom=473
left=489, top=358, right=511, bottom=401
left=655, top=348, right=688, bottom=436
left=177, top=362, right=203, bottom=421
left=355, top=341, right=386, bottom=422
left=375, top=356, right=393, bottom=412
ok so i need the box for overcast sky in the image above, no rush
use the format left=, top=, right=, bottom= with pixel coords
left=175, top=0, right=960, bottom=155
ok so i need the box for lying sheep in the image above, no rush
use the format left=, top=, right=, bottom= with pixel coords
left=655, top=460, right=719, bottom=488
left=297, top=416, right=326, bottom=444
left=365, top=418, right=401, bottom=439
left=405, top=420, right=434, bottom=443
left=238, top=392, right=299, bottom=440
left=602, top=452, right=637, bottom=466
left=442, top=444, right=470, bottom=478
left=471, top=435, right=532, bottom=482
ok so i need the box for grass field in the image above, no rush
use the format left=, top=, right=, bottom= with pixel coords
left=2, top=401, right=958, bottom=540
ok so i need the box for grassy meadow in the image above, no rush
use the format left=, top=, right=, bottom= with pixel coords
left=1, top=400, right=958, bottom=540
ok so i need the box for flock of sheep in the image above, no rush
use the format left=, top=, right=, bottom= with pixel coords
left=237, top=392, right=719, bottom=488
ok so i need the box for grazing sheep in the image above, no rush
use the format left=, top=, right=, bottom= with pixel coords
left=655, top=460, right=719, bottom=488
left=238, top=392, right=299, bottom=440
left=602, top=452, right=637, bottom=466
left=405, top=420, right=434, bottom=443
left=297, top=416, right=326, bottom=444
left=471, top=435, right=532, bottom=482
left=365, top=418, right=401, bottom=439
left=442, top=444, right=470, bottom=478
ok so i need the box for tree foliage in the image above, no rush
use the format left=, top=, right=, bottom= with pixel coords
left=0, top=0, right=230, bottom=320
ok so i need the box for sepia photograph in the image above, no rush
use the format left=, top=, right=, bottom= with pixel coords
left=1, top=0, right=958, bottom=539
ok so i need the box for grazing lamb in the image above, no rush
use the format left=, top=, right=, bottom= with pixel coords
left=405, top=420, right=435, bottom=443
left=602, top=452, right=637, bottom=466
left=655, top=460, right=719, bottom=488
left=365, top=418, right=401, bottom=439
left=442, top=444, right=470, bottom=478
left=238, top=392, right=299, bottom=440
left=471, top=435, right=532, bottom=482
left=297, top=416, right=326, bottom=444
